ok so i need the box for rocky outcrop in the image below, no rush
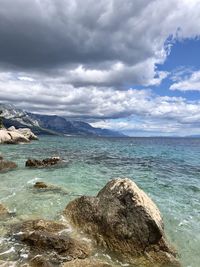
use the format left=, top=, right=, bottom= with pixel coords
left=11, top=127, right=38, bottom=140
left=0, top=156, right=17, bottom=172
left=26, top=157, right=61, bottom=168
left=11, top=219, right=91, bottom=265
left=0, top=126, right=38, bottom=144
left=64, top=178, right=180, bottom=267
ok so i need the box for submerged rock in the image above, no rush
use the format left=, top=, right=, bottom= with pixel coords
left=0, top=203, right=9, bottom=216
left=11, top=219, right=91, bottom=265
left=26, top=157, right=61, bottom=168
left=64, top=178, right=180, bottom=267
left=0, top=156, right=17, bottom=172
left=29, top=255, right=54, bottom=267
left=33, top=181, right=68, bottom=195
left=34, top=182, right=48, bottom=189
left=62, top=259, right=113, bottom=267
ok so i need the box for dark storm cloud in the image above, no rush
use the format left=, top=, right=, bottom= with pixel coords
left=0, top=0, right=153, bottom=69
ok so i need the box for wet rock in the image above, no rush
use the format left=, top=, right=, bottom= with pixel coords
left=33, top=182, right=68, bottom=195
left=34, top=182, right=48, bottom=189
left=29, top=255, right=55, bottom=267
left=62, top=258, right=113, bottom=267
left=64, top=178, right=180, bottom=267
left=0, top=157, right=17, bottom=172
left=11, top=219, right=91, bottom=265
left=26, top=157, right=61, bottom=168
left=11, top=219, right=68, bottom=235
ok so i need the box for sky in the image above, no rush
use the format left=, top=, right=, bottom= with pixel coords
left=0, top=0, right=200, bottom=136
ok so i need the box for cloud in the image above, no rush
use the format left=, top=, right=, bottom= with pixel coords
left=0, top=0, right=200, bottom=135
left=170, top=70, right=200, bottom=91
left=0, top=0, right=200, bottom=88
left=90, top=120, right=191, bottom=136
left=0, top=72, right=199, bottom=130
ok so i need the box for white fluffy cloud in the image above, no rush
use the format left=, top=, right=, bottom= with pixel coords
left=170, top=70, right=200, bottom=91
left=0, top=72, right=200, bottom=132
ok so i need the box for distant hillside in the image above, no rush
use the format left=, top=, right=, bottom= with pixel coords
left=0, top=104, right=126, bottom=137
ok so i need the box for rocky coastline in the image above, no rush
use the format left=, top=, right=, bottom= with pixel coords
left=0, top=177, right=180, bottom=267
left=0, top=128, right=180, bottom=266
left=0, top=126, right=38, bottom=145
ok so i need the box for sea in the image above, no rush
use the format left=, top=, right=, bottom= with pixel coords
left=0, top=136, right=200, bottom=267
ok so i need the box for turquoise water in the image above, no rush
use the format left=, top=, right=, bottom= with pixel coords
left=0, top=136, right=200, bottom=266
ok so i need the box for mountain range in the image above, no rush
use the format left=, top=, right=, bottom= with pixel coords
left=0, top=104, right=125, bottom=137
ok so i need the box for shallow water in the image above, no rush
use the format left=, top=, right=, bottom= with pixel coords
left=0, top=136, right=200, bottom=266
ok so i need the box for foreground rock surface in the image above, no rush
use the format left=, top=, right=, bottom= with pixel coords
left=0, top=126, right=38, bottom=144
left=0, top=156, right=17, bottom=172
left=26, top=157, right=61, bottom=168
left=11, top=219, right=91, bottom=265
left=64, top=178, right=180, bottom=267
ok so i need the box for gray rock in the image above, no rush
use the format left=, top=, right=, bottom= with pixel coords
left=64, top=178, right=180, bottom=267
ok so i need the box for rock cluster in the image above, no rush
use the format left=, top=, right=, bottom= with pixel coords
left=26, top=157, right=61, bottom=168
left=64, top=178, right=180, bottom=267
left=0, top=126, right=38, bottom=144
left=4, top=178, right=180, bottom=267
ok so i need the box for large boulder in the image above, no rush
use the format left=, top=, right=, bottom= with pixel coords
left=0, top=156, right=17, bottom=172
left=0, top=127, right=38, bottom=144
left=64, top=178, right=180, bottom=267
left=11, top=219, right=91, bottom=265
left=26, top=157, right=62, bottom=168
